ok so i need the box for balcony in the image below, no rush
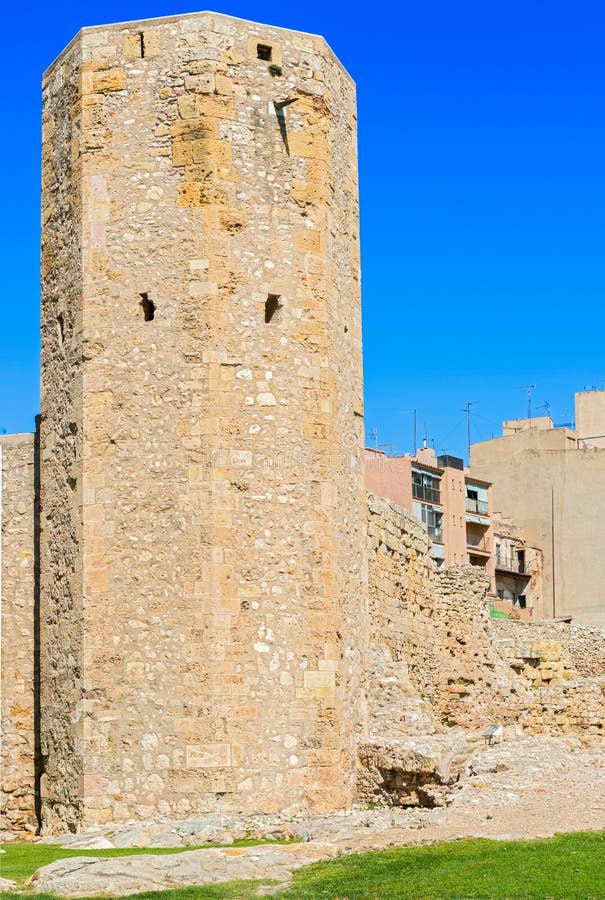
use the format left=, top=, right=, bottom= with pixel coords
left=427, top=525, right=443, bottom=543
left=495, top=555, right=527, bottom=574
left=413, top=484, right=441, bottom=504
left=465, top=497, right=489, bottom=515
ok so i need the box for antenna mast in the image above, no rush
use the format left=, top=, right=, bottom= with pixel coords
left=462, top=401, right=479, bottom=462
left=516, top=384, right=536, bottom=419
left=402, top=409, right=417, bottom=454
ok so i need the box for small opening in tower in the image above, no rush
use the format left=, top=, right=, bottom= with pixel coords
left=139, top=32, right=145, bottom=58
left=57, top=314, right=65, bottom=345
left=265, top=294, right=282, bottom=323
left=257, top=44, right=272, bottom=61
left=140, top=293, right=155, bottom=322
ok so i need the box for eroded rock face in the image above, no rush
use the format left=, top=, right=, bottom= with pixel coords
left=357, top=734, right=468, bottom=808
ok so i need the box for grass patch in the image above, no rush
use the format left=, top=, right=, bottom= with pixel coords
left=1, top=831, right=603, bottom=899
left=282, top=830, right=605, bottom=899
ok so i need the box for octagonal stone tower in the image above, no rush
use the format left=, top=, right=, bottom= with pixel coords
left=40, top=11, right=367, bottom=831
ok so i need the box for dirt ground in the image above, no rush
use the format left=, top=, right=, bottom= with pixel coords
left=315, top=735, right=605, bottom=853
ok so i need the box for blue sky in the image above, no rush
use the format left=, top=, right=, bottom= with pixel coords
left=2, top=0, right=604, bottom=460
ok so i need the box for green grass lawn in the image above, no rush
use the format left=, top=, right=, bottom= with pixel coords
left=1, top=831, right=604, bottom=899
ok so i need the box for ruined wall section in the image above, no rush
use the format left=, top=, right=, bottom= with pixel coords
left=366, top=493, right=604, bottom=737
left=0, top=434, right=37, bottom=835
left=366, top=492, right=512, bottom=732
left=41, top=13, right=367, bottom=831
left=40, top=40, right=85, bottom=833
left=494, top=619, right=605, bottom=679
left=516, top=679, right=604, bottom=735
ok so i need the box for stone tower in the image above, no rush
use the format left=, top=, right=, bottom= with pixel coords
left=40, top=12, right=367, bottom=831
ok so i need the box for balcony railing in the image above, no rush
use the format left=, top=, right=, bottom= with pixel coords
left=495, top=555, right=527, bottom=574
left=465, top=497, right=489, bottom=515
left=413, top=484, right=441, bottom=504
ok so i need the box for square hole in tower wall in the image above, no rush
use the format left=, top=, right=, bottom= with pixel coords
left=140, top=293, right=155, bottom=321
left=265, top=294, right=282, bottom=323
left=257, top=44, right=272, bottom=60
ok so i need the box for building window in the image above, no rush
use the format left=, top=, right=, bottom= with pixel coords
left=465, top=483, right=489, bottom=514
left=412, top=469, right=441, bottom=504
left=413, top=501, right=443, bottom=543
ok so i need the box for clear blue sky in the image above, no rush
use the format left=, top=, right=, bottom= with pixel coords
left=2, top=0, right=604, bottom=460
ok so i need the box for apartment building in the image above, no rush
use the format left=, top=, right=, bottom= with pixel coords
left=492, top=517, right=543, bottom=620
left=470, top=390, right=605, bottom=626
left=366, top=446, right=495, bottom=592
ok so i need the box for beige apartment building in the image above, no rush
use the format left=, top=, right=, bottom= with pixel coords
left=366, top=447, right=496, bottom=592
left=470, top=390, right=605, bottom=627
left=492, top=516, right=543, bottom=620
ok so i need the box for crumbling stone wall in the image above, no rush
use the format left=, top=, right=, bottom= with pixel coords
left=40, top=11, right=367, bottom=832
left=0, top=434, right=37, bottom=835
left=494, top=619, right=605, bottom=679
left=366, top=492, right=604, bottom=737
left=495, top=635, right=571, bottom=686
left=516, top=679, right=604, bottom=735
left=366, top=493, right=513, bottom=732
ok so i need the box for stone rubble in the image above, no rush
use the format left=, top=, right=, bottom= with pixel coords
left=29, top=842, right=339, bottom=898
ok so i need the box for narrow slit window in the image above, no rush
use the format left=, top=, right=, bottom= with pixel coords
left=257, top=43, right=272, bottom=61
left=139, top=32, right=145, bottom=58
left=140, top=293, right=155, bottom=322
left=265, top=294, right=282, bottom=323
left=57, top=314, right=65, bottom=345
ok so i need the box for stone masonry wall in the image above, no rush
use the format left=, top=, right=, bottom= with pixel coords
left=367, top=493, right=512, bottom=732
left=366, top=493, right=604, bottom=737
left=40, top=32, right=85, bottom=833
left=40, top=12, right=367, bottom=832
left=494, top=619, right=605, bottom=679
left=0, top=434, right=37, bottom=835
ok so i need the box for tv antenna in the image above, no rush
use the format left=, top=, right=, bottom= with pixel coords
left=516, top=384, right=536, bottom=419
left=369, top=427, right=378, bottom=450
left=538, top=400, right=552, bottom=419
left=462, top=401, right=479, bottom=460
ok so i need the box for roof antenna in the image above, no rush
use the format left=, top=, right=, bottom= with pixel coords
left=516, top=384, right=536, bottom=419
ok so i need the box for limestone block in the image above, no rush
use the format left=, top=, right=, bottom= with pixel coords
left=93, top=68, right=126, bottom=92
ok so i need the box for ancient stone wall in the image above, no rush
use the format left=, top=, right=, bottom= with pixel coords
left=40, top=12, right=367, bottom=831
left=515, top=679, right=604, bottom=735
left=40, top=33, right=85, bottom=833
left=366, top=493, right=512, bottom=732
left=366, top=492, right=604, bottom=737
left=0, top=434, right=37, bottom=835
left=494, top=619, right=605, bottom=679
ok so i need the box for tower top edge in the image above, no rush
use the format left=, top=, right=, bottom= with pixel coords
left=43, top=10, right=354, bottom=85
